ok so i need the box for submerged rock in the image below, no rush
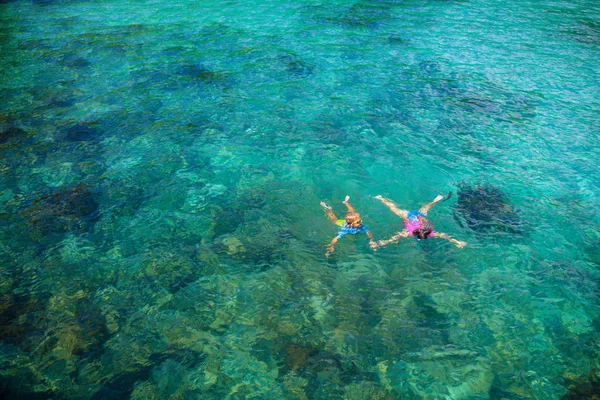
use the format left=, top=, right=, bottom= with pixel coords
left=175, top=64, right=234, bottom=88
left=177, top=64, right=220, bottom=81
left=343, top=381, right=392, bottom=400
left=22, top=184, right=99, bottom=238
left=59, top=54, right=91, bottom=69
left=388, top=35, right=409, bottom=45
left=29, top=85, right=79, bottom=109
left=63, top=121, right=101, bottom=142
left=454, top=184, right=524, bottom=234
left=388, top=354, right=492, bottom=399
left=562, top=368, right=600, bottom=399
left=0, top=124, right=26, bottom=144
left=0, top=292, right=50, bottom=345
left=302, top=2, right=391, bottom=29
left=331, top=3, right=391, bottom=28
left=277, top=53, right=314, bottom=78
left=221, top=235, right=245, bottom=256
left=280, top=342, right=356, bottom=387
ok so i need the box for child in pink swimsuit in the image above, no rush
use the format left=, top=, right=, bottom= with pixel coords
left=374, top=194, right=466, bottom=248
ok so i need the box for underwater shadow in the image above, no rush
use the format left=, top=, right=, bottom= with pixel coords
left=454, top=183, right=526, bottom=236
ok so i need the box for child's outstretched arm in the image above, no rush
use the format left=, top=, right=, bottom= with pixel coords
left=320, top=201, right=338, bottom=223
left=433, top=232, right=466, bottom=248
left=366, top=230, right=378, bottom=250
left=326, top=236, right=340, bottom=257
left=377, top=230, right=410, bottom=247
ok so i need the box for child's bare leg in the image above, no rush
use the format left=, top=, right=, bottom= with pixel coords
left=419, top=194, right=444, bottom=215
left=320, top=201, right=338, bottom=223
left=374, top=195, right=408, bottom=219
left=342, top=195, right=357, bottom=213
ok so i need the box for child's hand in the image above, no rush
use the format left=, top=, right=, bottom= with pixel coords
left=369, top=241, right=378, bottom=250
left=320, top=201, right=332, bottom=211
left=326, top=245, right=335, bottom=257
left=455, top=241, right=467, bottom=248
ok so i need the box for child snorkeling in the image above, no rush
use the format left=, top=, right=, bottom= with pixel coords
left=320, top=195, right=378, bottom=257
left=374, top=194, right=467, bottom=248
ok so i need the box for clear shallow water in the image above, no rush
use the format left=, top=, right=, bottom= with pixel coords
left=0, top=0, right=599, bottom=398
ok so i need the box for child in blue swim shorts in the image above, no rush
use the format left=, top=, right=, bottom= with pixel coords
left=320, top=195, right=378, bottom=257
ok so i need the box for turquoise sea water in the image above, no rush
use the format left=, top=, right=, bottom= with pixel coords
left=1, top=0, right=599, bottom=398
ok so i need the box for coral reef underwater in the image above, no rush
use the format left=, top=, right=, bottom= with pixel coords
left=0, top=0, right=599, bottom=398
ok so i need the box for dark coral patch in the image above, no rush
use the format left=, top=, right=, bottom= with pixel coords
left=63, top=121, right=101, bottom=142
left=175, top=64, right=234, bottom=88
left=22, top=185, right=99, bottom=238
left=280, top=342, right=358, bottom=388
left=59, top=54, right=91, bottom=69
left=177, top=64, right=220, bottom=81
left=0, top=292, right=50, bottom=346
left=562, top=367, right=600, bottom=400
left=337, top=3, right=392, bottom=28
left=388, top=35, right=408, bottom=45
left=302, top=2, right=392, bottom=30
left=0, top=125, right=26, bottom=144
left=278, top=53, right=314, bottom=78
left=454, top=184, right=524, bottom=234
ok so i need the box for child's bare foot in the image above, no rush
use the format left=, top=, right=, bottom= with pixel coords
left=433, top=194, right=444, bottom=203
left=374, top=195, right=383, bottom=200
left=320, top=201, right=332, bottom=211
left=342, top=195, right=350, bottom=204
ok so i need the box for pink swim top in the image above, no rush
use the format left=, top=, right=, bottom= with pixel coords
left=404, top=216, right=435, bottom=236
